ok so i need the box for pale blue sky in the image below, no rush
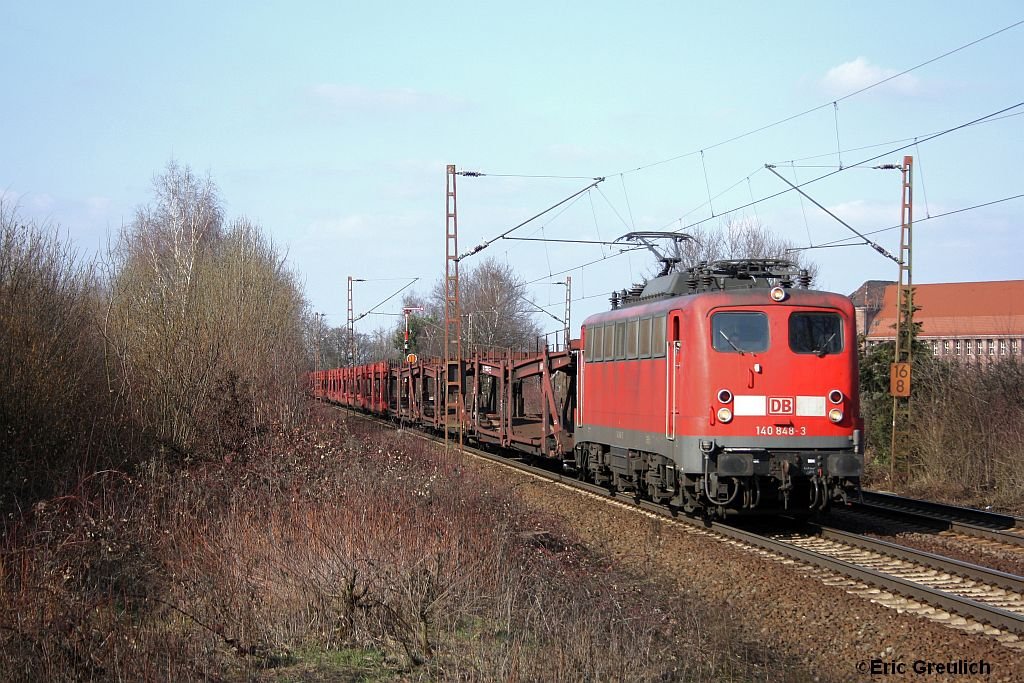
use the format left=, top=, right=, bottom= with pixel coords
left=3, top=2, right=1022, bottom=337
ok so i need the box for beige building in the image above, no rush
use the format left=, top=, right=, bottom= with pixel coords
left=851, top=280, right=1024, bottom=361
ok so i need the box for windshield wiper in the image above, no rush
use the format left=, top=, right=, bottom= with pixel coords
left=719, top=330, right=744, bottom=355
left=813, top=333, right=837, bottom=357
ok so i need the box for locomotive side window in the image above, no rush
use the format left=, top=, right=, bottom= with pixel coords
left=603, top=324, right=615, bottom=362
left=789, top=312, right=843, bottom=355
left=712, top=312, right=769, bottom=353
left=626, top=319, right=639, bottom=359
left=614, top=322, right=626, bottom=360
left=652, top=316, right=666, bottom=357
left=639, top=317, right=652, bottom=358
left=585, top=326, right=598, bottom=360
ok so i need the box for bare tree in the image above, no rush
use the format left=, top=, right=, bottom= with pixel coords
left=667, top=216, right=818, bottom=283
left=454, top=258, right=542, bottom=352
left=307, top=319, right=399, bottom=367
left=0, top=201, right=111, bottom=508
left=104, top=162, right=309, bottom=457
left=389, top=258, right=542, bottom=358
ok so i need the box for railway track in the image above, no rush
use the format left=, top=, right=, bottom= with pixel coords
left=340, top=406, right=1024, bottom=643
left=850, top=490, right=1024, bottom=548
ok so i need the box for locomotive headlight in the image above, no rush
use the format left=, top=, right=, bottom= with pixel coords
left=828, top=389, right=844, bottom=404
left=717, top=407, right=733, bottom=423
left=828, top=408, right=844, bottom=423
left=769, top=286, right=788, bottom=302
left=717, top=388, right=733, bottom=404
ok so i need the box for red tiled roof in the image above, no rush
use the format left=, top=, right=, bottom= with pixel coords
left=864, top=281, right=1024, bottom=338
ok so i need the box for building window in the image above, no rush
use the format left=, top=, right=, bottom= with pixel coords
left=1000, top=339, right=1008, bottom=356
left=966, top=339, right=973, bottom=355
left=954, top=339, right=962, bottom=355
left=942, top=340, right=950, bottom=354
left=988, top=339, right=996, bottom=356
left=931, top=340, right=938, bottom=354
left=1013, top=339, right=1020, bottom=354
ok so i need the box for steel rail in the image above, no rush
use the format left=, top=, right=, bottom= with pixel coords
left=334, top=405, right=1024, bottom=636
left=806, top=523, right=1024, bottom=594
left=853, top=490, right=1024, bottom=548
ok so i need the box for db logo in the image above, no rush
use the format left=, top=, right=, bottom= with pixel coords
left=768, top=397, right=794, bottom=415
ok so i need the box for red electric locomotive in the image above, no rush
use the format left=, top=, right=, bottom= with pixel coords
left=574, top=258, right=863, bottom=516
left=309, top=255, right=863, bottom=518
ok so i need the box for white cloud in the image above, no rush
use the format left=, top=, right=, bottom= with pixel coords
left=308, top=83, right=468, bottom=114
left=820, top=57, right=920, bottom=97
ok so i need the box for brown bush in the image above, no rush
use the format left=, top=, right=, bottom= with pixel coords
left=904, top=357, right=1024, bottom=508
left=103, top=162, right=308, bottom=458
left=861, top=344, right=1024, bottom=510
left=1, top=407, right=783, bottom=681
left=0, top=201, right=119, bottom=511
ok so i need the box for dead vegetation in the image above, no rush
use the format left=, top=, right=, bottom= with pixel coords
left=0, top=200, right=116, bottom=510
left=102, top=162, right=309, bottom=458
left=861, top=344, right=1024, bottom=511
left=2, top=407, right=781, bottom=681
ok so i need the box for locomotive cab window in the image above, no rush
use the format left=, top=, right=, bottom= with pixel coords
left=789, top=312, right=843, bottom=355
left=711, top=312, right=769, bottom=353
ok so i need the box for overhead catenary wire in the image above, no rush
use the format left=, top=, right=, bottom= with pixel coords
left=595, top=185, right=632, bottom=230
left=354, top=278, right=420, bottom=322
left=608, top=18, right=1024, bottom=177
left=662, top=101, right=1024, bottom=234
left=503, top=236, right=640, bottom=246
left=833, top=102, right=843, bottom=170
left=764, top=164, right=898, bottom=262
left=588, top=189, right=607, bottom=256
left=457, top=171, right=602, bottom=180
left=524, top=245, right=648, bottom=286
left=457, top=177, right=605, bottom=261
left=914, top=138, right=932, bottom=218
left=791, top=162, right=814, bottom=246
left=437, top=24, right=1023, bottom=326
left=513, top=101, right=1023, bottom=291
left=497, top=191, right=589, bottom=264
left=789, top=192, right=1024, bottom=252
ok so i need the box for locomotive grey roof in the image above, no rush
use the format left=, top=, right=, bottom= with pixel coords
left=613, top=259, right=812, bottom=309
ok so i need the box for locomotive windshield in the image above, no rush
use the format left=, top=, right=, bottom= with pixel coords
left=789, top=312, right=843, bottom=355
left=711, top=312, right=769, bottom=353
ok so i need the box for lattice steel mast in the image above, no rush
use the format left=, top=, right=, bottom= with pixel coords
left=347, top=275, right=356, bottom=366
left=444, top=165, right=464, bottom=449
left=890, top=155, right=914, bottom=478
left=563, top=275, right=572, bottom=348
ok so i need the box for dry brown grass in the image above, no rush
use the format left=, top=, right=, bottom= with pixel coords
left=1, top=406, right=786, bottom=681
left=862, top=352, right=1024, bottom=512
